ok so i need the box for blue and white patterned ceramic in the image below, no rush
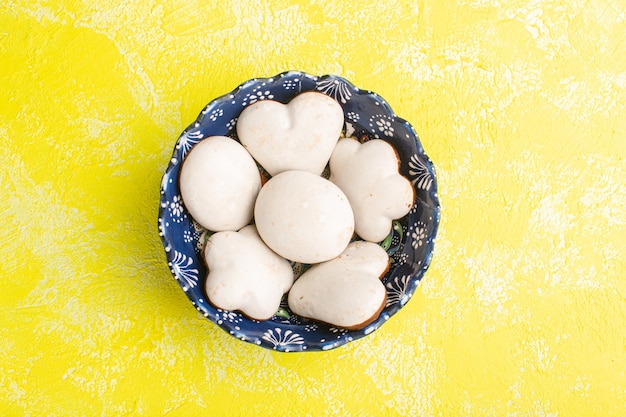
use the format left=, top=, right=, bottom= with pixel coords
left=158, top=71, right=440, bottom=352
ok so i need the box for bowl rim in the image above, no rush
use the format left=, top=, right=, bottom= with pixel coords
left=158, top=70, right=441, bottom=352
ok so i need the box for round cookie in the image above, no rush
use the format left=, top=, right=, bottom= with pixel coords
left=329, top=138, right=414, bottom=242
left=204, top=225, right=294, bottom=321
left=287, top=241, right=389, bottom=330
left=254, top=170, right=354, bottom=264
left=179, top=136, right=261, bottom=231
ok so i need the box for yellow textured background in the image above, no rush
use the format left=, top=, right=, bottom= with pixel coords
left=1, top=0, right=625, bottom=415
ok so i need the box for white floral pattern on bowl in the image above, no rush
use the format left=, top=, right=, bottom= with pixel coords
left=158, top=71, right=440, bottom=352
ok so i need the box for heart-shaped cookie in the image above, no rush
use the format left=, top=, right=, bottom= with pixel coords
left=287, top=241, right=389, bottom=330
left=236, top=91, right=344, bottom=176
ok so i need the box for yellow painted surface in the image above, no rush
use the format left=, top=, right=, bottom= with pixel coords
left=1, top=0, right=625, bottom=415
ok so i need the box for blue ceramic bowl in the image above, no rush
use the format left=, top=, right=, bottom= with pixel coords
left=159, top=71, right=440, bottom=352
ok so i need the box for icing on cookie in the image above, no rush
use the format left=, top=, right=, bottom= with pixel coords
left=204, top=225, right=294, bottom=320
left=179, top=136, right=261, bottom=231
left=254, top=170, right=354, bottom=264
left=236, top=91, right=344, bottom=176
left=287, top=241, right=389, bottom=330
left=329, top=138, right=414, bottom=242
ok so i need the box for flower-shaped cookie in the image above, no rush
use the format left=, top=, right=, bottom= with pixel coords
left=329, top=138, right=414, bottom=242
left=204, top=225, right=294, bottom=320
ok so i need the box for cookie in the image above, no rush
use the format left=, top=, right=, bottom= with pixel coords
left=287, top=241, right=389, bottom=330
left=179, top=136, right=261, bottom=231
left=254, top=170, right=354, bottom=264
left=329, top=138, right=414, bottom=242
left=204, top=225, right=294, bottom=321
left=236, top=91, right=344, bottom=176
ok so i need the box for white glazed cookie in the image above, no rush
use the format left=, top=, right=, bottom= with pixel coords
left=204, top=225, right=294, bottom=321
left=236, top=91, right=344, bottom=176
left=329, top=138, right=414, bottom=242
left=179, top=136, right=261, bottom=231
left=287, top=241, right=389, bottom=330
left=254, top=170, right=354, bottom=264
